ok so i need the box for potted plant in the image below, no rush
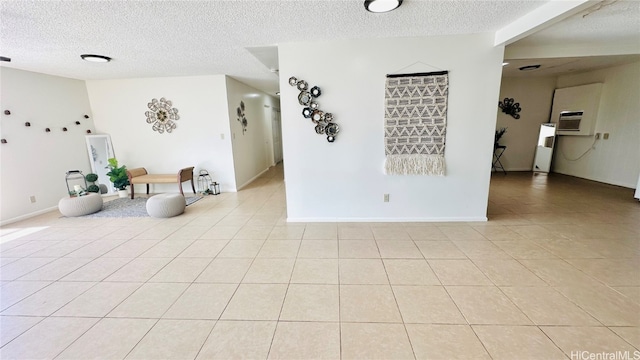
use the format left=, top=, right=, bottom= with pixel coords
left=106, top=158, right=130, bottom=198
left=495, top=127, right=507, bottom=147
left=85, top=173, right=101, bottom=193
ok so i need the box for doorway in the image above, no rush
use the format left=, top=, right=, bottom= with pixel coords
left=272, top=107, right=283, bottom=164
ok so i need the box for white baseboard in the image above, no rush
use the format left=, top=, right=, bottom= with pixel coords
left=507, top=167, right=534, bottom=172
left=1, top=206, right=58, bottom=226
left=552, top=170, right=636, bottom=189
left=235, top=167, right=270, bottom=191
left=492, top=167, right=532, bottom=172
left=286, top=216, right=488, bottom=223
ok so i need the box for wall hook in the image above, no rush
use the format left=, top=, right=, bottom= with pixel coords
left=45, top=128, right=51, bottom=132
left=25, top=122, right=31, bottom=127
left=1, top=139, right=7, bottom=144
left=4, top=110, right=10, bottom=115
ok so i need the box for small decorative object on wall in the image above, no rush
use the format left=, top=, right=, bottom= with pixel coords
left=498, top=97, right=522, bottom=119
left=237, top=101, right=248, bottom=134
left=145, top=97, right=179, bottom=133
left=1, top=139, right=7, bottom=144
left=9, top=112, right=90, bottom=133
left=289, top=76, right=340, bottom=143
left=384, top=71, right=449, bottom=175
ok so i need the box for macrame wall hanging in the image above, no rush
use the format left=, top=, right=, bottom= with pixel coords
left=384, top=71, right=449, bottom=176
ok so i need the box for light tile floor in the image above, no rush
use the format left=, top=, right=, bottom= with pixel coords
left=1, top=165, right=639, bottom=359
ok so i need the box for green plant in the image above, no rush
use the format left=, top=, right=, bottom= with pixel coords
left=106, top=158, right=130, bottom=190
left=85, top=173, right=100, bottom=193
left=85, top=173, right=98, bottom=183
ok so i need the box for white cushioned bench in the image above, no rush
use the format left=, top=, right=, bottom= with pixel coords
left=126, top=166, right=195, bottom=199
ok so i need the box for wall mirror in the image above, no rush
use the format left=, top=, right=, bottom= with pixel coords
left=85, top=134, right=116, bottom=194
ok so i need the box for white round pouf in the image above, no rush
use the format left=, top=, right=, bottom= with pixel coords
left=58, top=193, right=103, bottom=217
left=146, top=193, right=186, bottom=218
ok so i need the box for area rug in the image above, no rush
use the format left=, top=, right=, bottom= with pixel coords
left=384, top=71, right=449, bottom=175
left=77, top=196, right=203, bottom=218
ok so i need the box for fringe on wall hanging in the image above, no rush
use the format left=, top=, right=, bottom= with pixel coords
left=384, top=71, right=449, bottom=176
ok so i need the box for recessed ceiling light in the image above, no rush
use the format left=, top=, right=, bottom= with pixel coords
left=364, top=0, right=403, bottom=13
left=519, top=64, right=541, bottom=71
left=80, top=54, right=112, bottom=63
left=0, top=56, right=11, bottom=62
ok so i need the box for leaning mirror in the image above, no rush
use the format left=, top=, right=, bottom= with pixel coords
left=85, top=134, right=116, bottom=194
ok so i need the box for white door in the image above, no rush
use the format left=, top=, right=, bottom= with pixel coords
left=272, top=108, right=283, bottom=163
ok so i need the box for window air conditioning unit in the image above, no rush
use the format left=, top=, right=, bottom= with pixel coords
left=557, top=111, right=583, bottom=132
left=550, top=83, right=602, bottom=136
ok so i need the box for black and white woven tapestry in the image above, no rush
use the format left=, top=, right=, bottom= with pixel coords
left=384, top=71, right=449, bottom=175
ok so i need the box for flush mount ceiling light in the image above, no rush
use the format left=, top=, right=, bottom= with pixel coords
left=364, top=0, right=403, bottom=13
left=519, top=64, right=541, bottom=71
left=80, top=54, right=112, bottom=63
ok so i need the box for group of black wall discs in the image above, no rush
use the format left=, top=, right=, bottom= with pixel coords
left=289, top=76, right=340, bottom=143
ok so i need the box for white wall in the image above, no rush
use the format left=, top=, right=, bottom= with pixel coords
left=0, top=68, right=94, bottom=224
left=279, top=34, right=504, bottom=222
left=225, top=77, right=279, bottom=189
left=496, top=76, right=556, bottom=171
left=86, top=75, right=237, bottom=193
left=552, top=61, right=640, bottom=188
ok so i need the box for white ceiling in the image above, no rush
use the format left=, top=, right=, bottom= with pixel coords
left=1, top=1, right=638, bottom=95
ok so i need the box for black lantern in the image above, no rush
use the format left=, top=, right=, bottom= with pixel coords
left=197, top=170, right=214, bottom=195
left=65, top=170, right=87, bottom=197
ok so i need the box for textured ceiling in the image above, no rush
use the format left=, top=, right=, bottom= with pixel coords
left=502, top=54, right=640, bottom=77
left=510, top=0, right=640, bottom=47
left=1, top=0, right=638, bottom=95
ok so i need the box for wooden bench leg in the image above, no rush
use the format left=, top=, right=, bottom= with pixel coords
left=191, top=178, right=196, bottom=195
left=130, top=185, right=135, bottom=199
left=146, top=184, right=150, bottom=195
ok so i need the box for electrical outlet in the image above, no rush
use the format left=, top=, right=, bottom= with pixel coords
left=595, top=133, right=601, bottom=140
left=384, top=194, right=390, bottom=202
left=29, top=195, right=36, bottom=203
left=603, top=133, right=609, bottom=140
